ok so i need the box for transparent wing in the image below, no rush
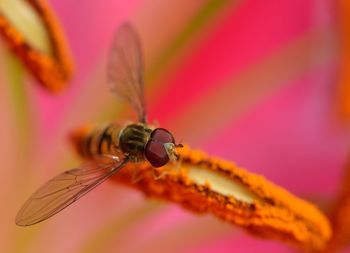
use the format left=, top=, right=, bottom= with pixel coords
left=16, top=157, right=128, bottom=226
left=107, top=23, right=146, bottom=122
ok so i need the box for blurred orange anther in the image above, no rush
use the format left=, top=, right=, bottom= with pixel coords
left=325, top=153, right=350, bottom=252
left=0, top=0, right=73, bottom=93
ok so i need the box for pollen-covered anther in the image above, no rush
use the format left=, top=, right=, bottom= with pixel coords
left=112, top=145, right=332, bottom=252
left=0, top=0, right=73, bottom=92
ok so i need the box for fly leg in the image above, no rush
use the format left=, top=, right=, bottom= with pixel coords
left=152, top=168, right=168, bottom=180
left=131, top=168, right=144, bottom=184
left=152, top=153, right=183, bottom=180
left=173, top=152, right=183, bottom=170
left=101, top=154, right=120, bottom=162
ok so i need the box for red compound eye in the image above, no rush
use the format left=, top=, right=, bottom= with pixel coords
left=151, top=128, right=174, bottom=143
left=145, top=140, right=169, bottom=167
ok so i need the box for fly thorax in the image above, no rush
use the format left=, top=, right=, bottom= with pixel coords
left=119, top=123, right=152, bottom=162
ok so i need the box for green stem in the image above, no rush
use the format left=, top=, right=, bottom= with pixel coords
left=6, top=51, right=32, bottom=152
left=5, top=50, right=39, bottom=253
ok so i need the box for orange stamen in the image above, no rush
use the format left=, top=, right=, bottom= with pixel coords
left=69, top=126, right=331, bottom=251
left=111, top=145, right=331, bottom=252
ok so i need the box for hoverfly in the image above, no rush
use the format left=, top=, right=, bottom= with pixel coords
left=16, top=23, right=182, bottom=226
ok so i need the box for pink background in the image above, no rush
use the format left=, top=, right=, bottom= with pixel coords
left=1, top=1, right=349, bottom=252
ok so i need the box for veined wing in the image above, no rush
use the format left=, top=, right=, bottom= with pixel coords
left=107, top=23, right=146, bottom=123
left=16, top=157, right=128, bottom=226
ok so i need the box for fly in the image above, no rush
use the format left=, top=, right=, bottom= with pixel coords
left=16, top=23, right=182, bottom=226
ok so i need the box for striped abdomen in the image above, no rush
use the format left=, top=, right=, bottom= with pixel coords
left=70, top=122, right=153, bottom=162
left=70, top=123, right=122, bottom=159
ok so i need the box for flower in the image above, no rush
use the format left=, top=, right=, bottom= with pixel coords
left=1, top=1, right=347, bottom=253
